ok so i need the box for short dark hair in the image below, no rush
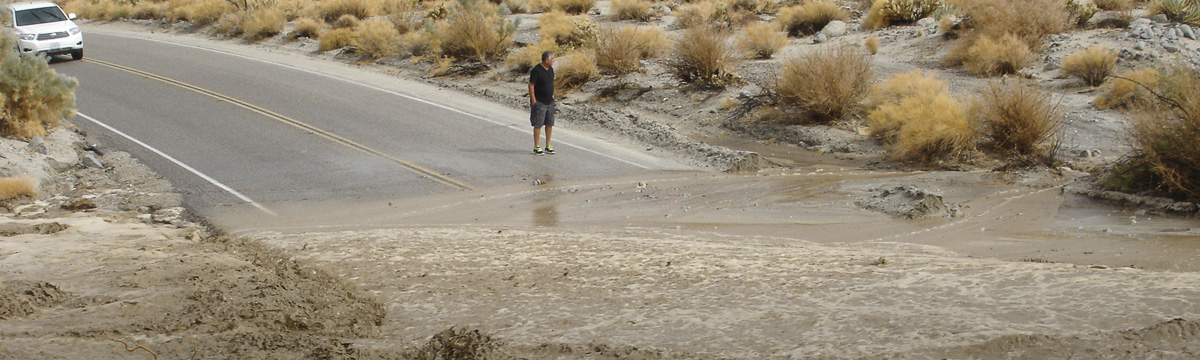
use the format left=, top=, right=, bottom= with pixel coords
left=541, top=51, right=554, bottom=62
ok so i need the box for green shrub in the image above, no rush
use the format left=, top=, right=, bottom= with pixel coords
left=977, top=80, right=1062, bottom=157
left=777, top=45, right=875, bottom=123
left=671, top=25, right=742, bottom=85
left=0, top=34, right=78, bottom=140
left=1062, top=45, right=1116, bottom=87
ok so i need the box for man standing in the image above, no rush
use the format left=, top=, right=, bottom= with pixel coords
left=529, top=51, right=555, bottom=155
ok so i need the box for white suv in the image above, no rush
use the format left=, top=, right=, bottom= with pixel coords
left=3, top=1, right=83, bottom=60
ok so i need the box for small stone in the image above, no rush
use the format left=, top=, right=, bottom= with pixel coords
left=1044, top=61, right=1060, bottom=71
left=1136, top=41, right=1146, bottom=50
left=1152, top=27, right=1162, bottom=37
left=26, top=136, right=47, bottom=154
left=1140, top=29, right=1152, bottom=39
left=1130, top=18, right=1152, bottom=28
left=1165, top=44, right=1180, bottom=53
left=82, top=154, right=103, bottom=168
left=813, top=33, right=827, bottom=43
left=1150, top=14, right=1169, bottom=23
left=1182, top=25, right=1196, bottom=40
left=659, top=5, right=670, bottom=16
left=821, top=20, right=847, bottom=37
left=916, top=17, right=937, bottom=28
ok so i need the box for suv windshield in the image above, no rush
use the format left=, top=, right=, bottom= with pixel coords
left=15, top=7, right=67, bottom=26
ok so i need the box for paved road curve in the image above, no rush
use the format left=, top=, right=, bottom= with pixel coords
left=52, top=28, right=692, bottom=227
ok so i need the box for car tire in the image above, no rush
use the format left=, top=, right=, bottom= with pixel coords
left=71, top=49, right=82, bottom=61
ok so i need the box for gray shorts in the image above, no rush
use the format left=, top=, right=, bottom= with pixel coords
left=531, top=102, right=555, bottom=128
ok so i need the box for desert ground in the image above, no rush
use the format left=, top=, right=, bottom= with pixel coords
left=4, top=1, right=1200, bottom=358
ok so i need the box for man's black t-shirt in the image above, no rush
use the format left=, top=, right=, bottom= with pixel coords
left=529, top=64, right=555, bottom=105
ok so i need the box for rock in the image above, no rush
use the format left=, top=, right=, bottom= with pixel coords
left=26, top=136, right=47, bottom=154
left=1140, top=29, right=1152, bottom=39
left=659, top=5, right=670, bottom=16
left=152, top=207, right=185, bottom=225
left=916, top=17, right=937, bottom=28
left=813, top=33, right=827, bottom=43
left=1044, top=61, right=1060, bottom=71
left=1182, top=25, right=1196, bottom=40
left=43, top=129, right=81, bottom=172
left=1129, top=18, right=1151, bottom=28
left=820, top=20, right=847, bottom=37
left=1152, top=27, right=1162, bottom=37
left=1151, top=14, right=1169, bottom=23
left=82, top=154, right=103, bottom=168
left=1136, top=41, right=1146, bottom=50
left=1165, top=44, right=1180, bottom=53
left=1167, top=28, right=1178, bottom=40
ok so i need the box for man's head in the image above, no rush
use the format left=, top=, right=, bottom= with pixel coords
left=541, top=51, right=555, bottom=67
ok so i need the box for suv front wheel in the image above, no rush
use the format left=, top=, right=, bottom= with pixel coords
left=71, top=49, right=82, bottom=60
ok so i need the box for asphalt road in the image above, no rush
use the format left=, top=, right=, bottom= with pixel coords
left=52, top=29, right=692, bottom=226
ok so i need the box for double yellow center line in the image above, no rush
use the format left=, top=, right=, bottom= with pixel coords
left=84, top=58, right=474, bottom=191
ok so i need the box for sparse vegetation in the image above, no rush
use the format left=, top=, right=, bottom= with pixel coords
left=553, top=0, right=595, bottom=14
left=1095, top=68, right=1162, bottom=110
left=867, top=70, right=975, bottom=163
left=440, top=0, right=519, bottom=62
left=738, top=22, right=787, bottom=59
left=332, top=14, right=361, bottom=29
left=1066, top=0, right=1100, bottom=27
left=610, top=0, right=655, bottom=21
left=776, top=45, right=875, bottom=123
left=676, top=0, right=736, bottom=29
left=865, top=36, right=880, bottom=54
left=0, top=176, right=38, bottom=201
left=949, top=33, right=1034, bottom=77
left=357, top=19, right=401, bottom=59
left=977, top=80, right=1062, bottom=157
left=944, top=0, right=1069, bottom=76
left=672, top=26, right=742, bottom=85
left=1093, top=0, right=1132, bottom=10
left=242, top=8, right=286, bottom=42
left=167, top=0, right=231, bottom=26
left=1152, top=0, right=1200, bottom=24
left=319, top=0, right=371, bottom=22
left=0, top=33, right=78, bottom=140
left=1062, top=45, right=1116, bottom=87
left=539, top=11, right=599, bottom=50
left=776, top=0, right=849, bottom=37
left=863, top=0, right=944, bottom=29
left=319, top=27, right=359, bottom=52
left=1110, top=67, right=1200, bottom=200
left=554, top=50, right=598, bottom=92
left=290, top=18, right=324, bottom=40
left=597, top=25, right=667, bottom=75
left=507, top=39, right=560, bottom=73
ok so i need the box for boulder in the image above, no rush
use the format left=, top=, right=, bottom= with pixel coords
left=27, top=136, right=47, bottom=155
left=1182, top=25, right=1196, bottom=40
left=813, top=33, right=828, bottom=43
left=1150, top=13, right=1169, bottom=23
left=1129, top=18, right=1152, bottom=28
left=82, top=154, right=104, bottom=169
left=820, top=20, right=847, bottom=37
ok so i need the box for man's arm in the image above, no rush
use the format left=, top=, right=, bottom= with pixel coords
left=528, top=81, right=537, bottom=106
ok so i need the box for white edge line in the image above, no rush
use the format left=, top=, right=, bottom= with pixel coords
left=91, top=31, right=652, bottom=169
left=76, top=112, right=279, bottom=217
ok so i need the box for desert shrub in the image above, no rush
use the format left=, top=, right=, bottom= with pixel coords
left=320, top=0, right=372, bottom=22
left=106, top=5, right=133, bottom=20
left=441, top=0, right=519, bottom=62
left=948, top=0, right=1069, bottom=49
left=865, top=36, right=880, bottom=54
left=291, top=18, right=325, bottom=39
left=357, top=19, right=401, bottom=58
left=866, top=70, right=975, bottom=163
left=977, top=80, right=1062, bottom=157
left=0, top=34, right=77, bottom=140
left=676, top=0, right=736, bottom=29
left=131, top=3, right=169, bottom=20
left=400, top=30, right=439, bottom=56
left=63, top=0, right=112, bottom=20
left=332, top=13, right=361, bottom=28
left=0, top=176, right=37, bottom=200
left=554, top=50, right=598, bottom=92
left=597, top=25, right=667, bottom=75
left=1062, top=45, right=1116, bottom=87
left=383, top=0, right=421, bottom=33
left=1152, top=0, right=1200, bottom=24
left=506, top=39, right=560, bottom=72
left=214, top=12, right=246, bottom=36
left=776, top=45, right=875, bottom=123
left=730, top=0, right=771, bottom=14
left=319, top=27, right=359, bottom=51
left=948, top=33, right=1033, bottom=77
left=1095, top=68, right=1161, bottom=110
left=243, top=8, right=286, bottom=41
left=553, top=0, right=595, bottom=14
left=672, top=25, right=742, bottom=85
left=1115, top=67, right=1200, bottom=200
left=738, top=22, right=787, bottom=59
left=169, top=0, right=232, bottom=26
left=1065, top=0, right=1100, bottom=27
left=863, top=0, right=943, bottom=29
left=1093, top=0, right=1132, bottom=10
left=776, top=1, right=849, bottom=37
left=611, top=0, right=655, bottom=21
left=539, top=11, right=598, bottom=49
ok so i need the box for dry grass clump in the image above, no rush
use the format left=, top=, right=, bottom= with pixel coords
left=554, top=0, right=596, bottom=14
left=0, top=35, right=77, bottom=140
left=332, top=14, right=361, bottom=28
left=672, top=26, right=742, bottom=85
left=1111, top=67, right=1200, bottom=200
left=0, top=177, right=38, bottom=200
left=776, top=1, right=849, bottom=37
left=383, top=0, right=421, bottom=33
left=949, top=0, right=1069, bottom=48
left=290, top=18, right=324, bottom=39
left=1062, top=45, right=1116, bottom=87
left=319, top=0, right=372, bottom=22
left=949, top=33, right=1034, bottom=77
left=356, top=19, right=401, bottom=59
left=1152, top=0, right=1200, bottom=24
left=776, top=45, right=875, bottom=123
left=539, top=11, right=598, bottom=50
left=242, top=8, right=286, bottom=42
left=131, top=3, right=169, bottom=20
left=610, top=0, right=655, bottom=21
left=731, top=0, right=772, bottom=14
left=863, top=0, right=943, bottom=29
left=554, top=50, right=599, bottom=92
left=506, top=39, right=559, bottom=73
left=1065, top=0, right=1100, bottom=27
left=319, top=27, right=359, bottom=51
left=867, top=70, right=975, bottom=163
left=168, top=0, right=232, bottom=26
left=440, top=0, right=519, bottom=62
left=865, top=36, right=879, bottom=54
left=977, top=80, right=1062, bottom=157
left=597, top=25, right=667, bottom=75
left=1093, top=0, right=1133, bottom=10
left=676, top=0, right=738, bottom=29
left=738, top=22, right=787, bottom=59
left=1095, top=68, right=1162, bottom=110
